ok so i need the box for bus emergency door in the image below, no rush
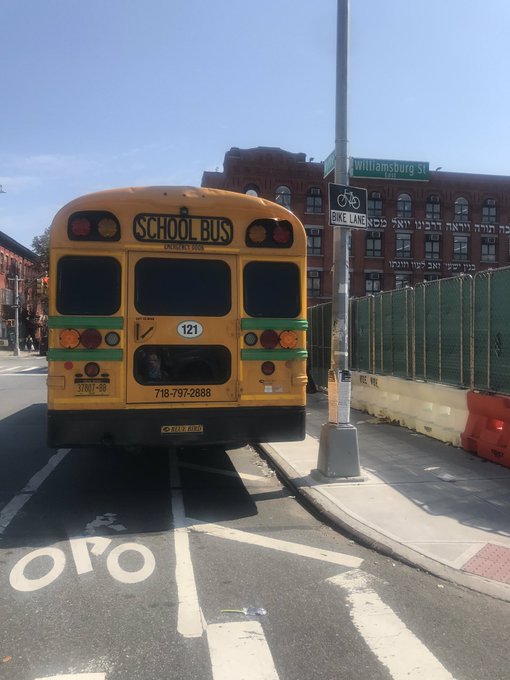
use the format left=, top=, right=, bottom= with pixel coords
left=126, top=253, right=239, bottom=405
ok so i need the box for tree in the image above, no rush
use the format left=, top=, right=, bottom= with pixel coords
left=31, top=226, right=50, bottom=273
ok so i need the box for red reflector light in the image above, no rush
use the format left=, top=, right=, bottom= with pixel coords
left=81, top=328, right=102, bottom=349
left=261, top=361, right=275, bottom=375
left=84, top=362, right=100, bottom=377
left=70, top=217, right=92, bottom=237
left=272, top=222, right=292, bottom=244
left=260, top=330, right=279, bottom=349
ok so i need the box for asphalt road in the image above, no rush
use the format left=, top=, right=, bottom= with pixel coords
left=0, top=353, right=509, bottom=680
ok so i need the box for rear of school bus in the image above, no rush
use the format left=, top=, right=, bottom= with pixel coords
left=47, top=186, right=307, bottom=449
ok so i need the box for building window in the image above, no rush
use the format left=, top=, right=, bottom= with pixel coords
left=395, top=232, right=411, bottom=258
left=453, top=235, right=469, bottom=261
left=275, top=185, right=291, bottom=209
left=368, top=192, right=383, bottom=217
left=306, top=187, right=323, bottom=213
left=482, top=198, right=497, bottom=224
left=0, top=252, right=3, bottom=273
left=424, top=274, right=441, bottom=282
left=306, top=227, right=322, bottom=255
left=395, top=273, right=411, bottom=289
left=396, top=193, right=412, bottom=218
left=366, top=231, right=383, bottom=257
left=425, top=233, right=441, bottom=260
left=365, top=273, right=381, bottom=294
left=244, top=184, right=260, bottom=197
left=426, top=195, right=441, bottom=220
left=481, top=236, right=497, bottom=262
left=307, top=270, right=322, bottom=297
left=454, top=197, right=469, bottom=222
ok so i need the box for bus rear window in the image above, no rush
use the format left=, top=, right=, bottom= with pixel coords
left=244, top=261, right=300, bottom=318
left=57, top=256, right=121, bottom=315
left=135, top=258, right=231, bottom=316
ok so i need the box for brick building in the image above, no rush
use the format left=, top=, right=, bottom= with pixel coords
left=0, top=231, right=38, bottom=347
left=202, top=146, right=510, bottom=302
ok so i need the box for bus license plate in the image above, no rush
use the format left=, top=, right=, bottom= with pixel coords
left=75, top=382, right=110, bottom=396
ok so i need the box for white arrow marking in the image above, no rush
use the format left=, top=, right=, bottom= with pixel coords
left=188, top=521, right=363, bottom=568
left=329, top=570, right=456, bottom=680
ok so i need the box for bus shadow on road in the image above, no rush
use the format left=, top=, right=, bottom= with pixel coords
left=0, top=419, right=258, bottom=550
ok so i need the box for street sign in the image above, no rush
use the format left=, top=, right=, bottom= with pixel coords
left=323, top=150, right=336, bottom=178
left=350, top=157, right=429, bottom=181
left=328, top=183, right=367, bottom=229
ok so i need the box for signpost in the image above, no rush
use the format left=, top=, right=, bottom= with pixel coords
left=328, top=183, right=367, bottom=229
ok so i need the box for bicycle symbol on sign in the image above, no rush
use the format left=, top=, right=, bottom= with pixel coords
left=336, top=189, right=360, bottom=210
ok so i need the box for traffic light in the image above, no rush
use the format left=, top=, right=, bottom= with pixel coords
left=36, top=276, right=48, bottom=296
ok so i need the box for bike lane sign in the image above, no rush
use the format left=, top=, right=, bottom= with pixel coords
left=328, top=183, right=367, bottom=229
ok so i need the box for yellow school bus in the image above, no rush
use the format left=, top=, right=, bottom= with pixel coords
left=47, top=186, right=307, bottom=448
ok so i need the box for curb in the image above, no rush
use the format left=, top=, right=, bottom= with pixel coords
left=258, top=442, right=510, bottom=604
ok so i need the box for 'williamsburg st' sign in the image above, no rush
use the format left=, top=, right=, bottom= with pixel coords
left=350, top=157, right=429, bottom=181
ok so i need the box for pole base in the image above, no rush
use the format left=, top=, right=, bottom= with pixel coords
left=317, top=422, right=361, bottom=478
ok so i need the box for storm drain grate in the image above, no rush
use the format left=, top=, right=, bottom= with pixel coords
left=463, top=543, right=510, bottom=584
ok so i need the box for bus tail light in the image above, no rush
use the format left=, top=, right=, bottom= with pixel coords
left=272, top=221, right=292, bottom=245
left=84, top=362, right=100, bottom=377
left=279, top=330, right=298, bottom=348
left=59, top=329, right=81, bottom=349
left=69, top=217, right=92, bottom=238
left=261, top=361, right=275, bottom=376
left=260, top=330, right=279, bottom=349
left=68, top=211, right=121, bottom=241
left=246, top=219, right=293, bottom=248
left=81, top=328, right=102, bottom=349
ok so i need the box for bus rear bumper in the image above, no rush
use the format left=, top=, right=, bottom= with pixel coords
left=47, top=406, right=306, bottom=449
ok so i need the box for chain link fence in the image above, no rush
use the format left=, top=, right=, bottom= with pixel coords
left=308, top=268, right=510, bottom=394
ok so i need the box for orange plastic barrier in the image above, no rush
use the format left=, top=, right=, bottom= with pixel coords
left=461, top=392, right=510, bottom=468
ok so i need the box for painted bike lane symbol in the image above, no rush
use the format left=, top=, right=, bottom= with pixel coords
left=9, top=537, right=156, bottom=592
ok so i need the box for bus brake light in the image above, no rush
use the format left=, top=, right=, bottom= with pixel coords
left=81, top=328, right=102, bottom=349
left=272, top=222, right=292, bottom=245
left=70, top=217, right=92, bottom=238
left=260, top=330, right=279, bottom=349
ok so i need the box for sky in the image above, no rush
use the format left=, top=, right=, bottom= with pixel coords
left=2, top=0, right=510, bottom=249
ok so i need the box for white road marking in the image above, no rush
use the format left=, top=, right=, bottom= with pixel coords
left=170, top=456, right=204, bottom=638
left=10, top=546, right=66, bottom=592
left=0, top=449, right=70, bottom=534
left=329, top=570, right=456, bottom=680
left=106, top=542, right=156, bottom=584
left=207, top=621, right=280, bottom=680
left=69, top=537, right=112, bottom=574
left=2, top=365, right=22, bottom=371
left=179, top=461, right=266, bottom=482
left=188, top=521, right=363, bottom=568
left=20, top=365, right=41, bottom=372
left=34, top=674, right=106, bottom=679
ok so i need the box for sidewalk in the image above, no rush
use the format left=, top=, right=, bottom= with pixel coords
left=260, top=392, right=510, bottom=602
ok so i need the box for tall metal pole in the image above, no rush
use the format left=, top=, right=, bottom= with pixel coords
left=317, top=0, right=361, bottom=478
left=13, top=271, right=20, bottom=357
